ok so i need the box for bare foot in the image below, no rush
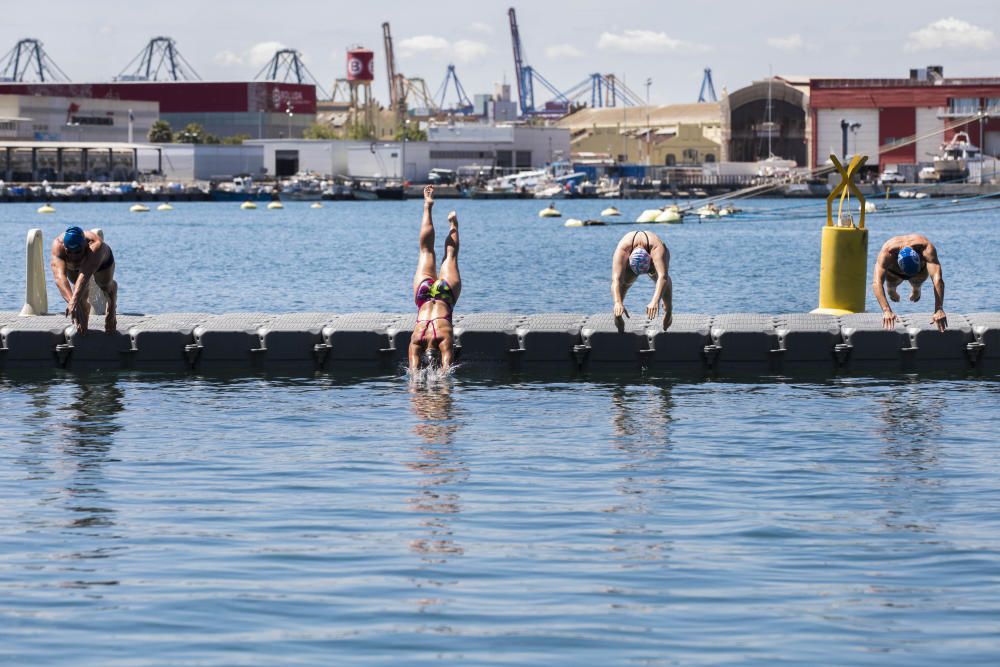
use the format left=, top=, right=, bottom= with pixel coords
left=663, top=312, right=672, bottom=331
left=909, top=284, right=921, bottom=302
left=888, top=289, right=900, bottom=302
left=448, top=211, right=458, bottom=226
left=105, top=312, right=117, bottom=334
left=423, top=185, right=434, bottom=205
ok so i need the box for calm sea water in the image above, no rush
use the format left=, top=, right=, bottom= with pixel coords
left=1, top=199, right=999, bottom=665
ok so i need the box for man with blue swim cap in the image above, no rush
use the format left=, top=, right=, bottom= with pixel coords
left=50, top=226, right=118, bottom=334
left=873, top=233, right=946, bottom=332
left=611, top=230, right=672, bottom=333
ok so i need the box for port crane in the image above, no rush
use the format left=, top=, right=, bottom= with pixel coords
left=698, top=68, right=717, bottom=103
left=254, top=48, right=329, bottom=99
left=382, top=22, right=410, bottom=124
left=116, top=37, right=200, bottom=81
left=435, top=64, right=474, bottom=114
left=561, top=73, right=644, bottom=108
left=0, top=38, right=70, bottom=82
left=507, top=7, right=569, bottom=116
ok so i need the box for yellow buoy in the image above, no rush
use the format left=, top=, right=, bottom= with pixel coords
left=539, top=205, right=561, bottom=218
left=241, top=201, right=257, bottom=210
left=812, top=154, right=870, bottom=315
left=310, top=202, right=323, bottom=209
left=267, top=201, right=284, bottom=210
left=130, top=203, right=150, bottom=213
left=654, top=206, right=683, bottom=223
left=636, top=209, right=661, bottom=223
left=37, top=204, right=56, bottom=214
left=157, top=203, right=174, bottom=211
left=600, top=206, right=621, bottom=217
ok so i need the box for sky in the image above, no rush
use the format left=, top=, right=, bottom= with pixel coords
left=3, top=0, right=999, bottom=106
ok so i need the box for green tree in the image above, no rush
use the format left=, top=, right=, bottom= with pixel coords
left=148, top=119, right=173, bottom=143
left=303, top=122, right=339, bottom=140
left=394, top=123, right=427, bottom=142
left=347, top=124, right=375, bottom=140
left=174, top=123, right=209, bottom=144
left=221, top=134, right=252, bottom=145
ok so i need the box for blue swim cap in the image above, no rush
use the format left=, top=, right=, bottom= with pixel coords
left=629, top=248, right=651, bottom=275
left=897, top=246, right=921, bottom=276
left=63, top=226, right=85, bottom=252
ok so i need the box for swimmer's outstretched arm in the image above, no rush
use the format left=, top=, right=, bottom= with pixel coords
left=49, top=241, right=74, bottom=306
left=872, top=251, right=896, bottom=330
left=646, top=247, right=670, bottom=321
left=924, top=244, right=946, bottom=331
left=611, top=249, right=628, bottom=319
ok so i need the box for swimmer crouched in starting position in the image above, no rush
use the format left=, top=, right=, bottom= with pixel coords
left=611, top=229, right=672, bottom=333
left=50, top=226, right=118, bottom=334
left=872, top=233, right=946, bottom=332
left=409, top=185, right=462, bottom=372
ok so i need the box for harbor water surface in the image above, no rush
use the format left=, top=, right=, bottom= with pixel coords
left=1, top=199, right=998, bottom=665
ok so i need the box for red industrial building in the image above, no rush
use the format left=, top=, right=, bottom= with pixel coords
left=808, top=67, right=1000, bottom=169
left=0, top=81, right=317, bottom=140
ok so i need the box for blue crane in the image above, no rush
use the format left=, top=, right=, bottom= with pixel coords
left=116, top=37, right=200, bottom=81
left=435, top=64, right=474, bottom=114
left=254, top=48, right=329, bottom=99
left=507, top=7, right=569, bottom=116
left=561, top=73, right=644, bottom=108
left=698, top=68, right=717, bottom=103
left=0, top=38, right=70, bottom=82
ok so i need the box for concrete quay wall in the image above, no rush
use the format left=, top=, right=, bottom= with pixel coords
left=1, top=311, right=998, bottom=374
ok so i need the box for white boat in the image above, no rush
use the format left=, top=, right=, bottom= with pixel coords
left=930, top=132, right=981, bottom=183
left=280, top=172, right=328, bottom=201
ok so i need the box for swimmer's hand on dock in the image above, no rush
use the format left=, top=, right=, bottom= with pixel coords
left=882, top=310, right=898, bottom=331
left=931, top=309, right=948, bottom=332
left=613, top=302, right=629, bottom=333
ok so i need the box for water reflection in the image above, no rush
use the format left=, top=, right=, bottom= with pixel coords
left=406, top=380, right=468, bottom=613
left=55, top=375, right=126, bottom=588
left=873, top=379, right=945, bottom=534
left=605, top=383, right=675, bottom=577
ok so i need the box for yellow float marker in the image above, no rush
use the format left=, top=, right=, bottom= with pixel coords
left=812, top=154, right=869, bottom=315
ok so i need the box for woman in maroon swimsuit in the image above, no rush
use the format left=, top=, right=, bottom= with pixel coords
left=409, top=185, right=462, bottom=372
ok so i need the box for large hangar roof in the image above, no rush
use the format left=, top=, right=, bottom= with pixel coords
left=556, top=102, right=721, bottom=130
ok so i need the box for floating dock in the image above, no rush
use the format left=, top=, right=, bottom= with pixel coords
left=1, top=311, right=997, bottom=374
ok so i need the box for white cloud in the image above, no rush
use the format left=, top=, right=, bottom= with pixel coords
left=597, top=29, right=706, bottom=54
left=469, top=21, right=493, bottom=35
left=453, top=40, right=489, bottom=63
left=399, top=35, right=450, bottom=58
left=767, top=34, right=803, bottom=51
left=905, top=17, right=997, bottom=51
left=545, top=43, right=584, bottom=58
left=248, top=41, right=288, bottom=67
left=214, top=50, right=244, bottom=66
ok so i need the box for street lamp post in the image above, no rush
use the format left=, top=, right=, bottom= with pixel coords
left=286, top=101, right=294, bottom=140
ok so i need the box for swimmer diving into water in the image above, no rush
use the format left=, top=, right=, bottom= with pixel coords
left=872, top=233, right=946, bottom=332
left=611, top=229, right=672, bottom=333
left=50, top=226, right=118, bottom=334
left=409, top=185, right=462, bottom=372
